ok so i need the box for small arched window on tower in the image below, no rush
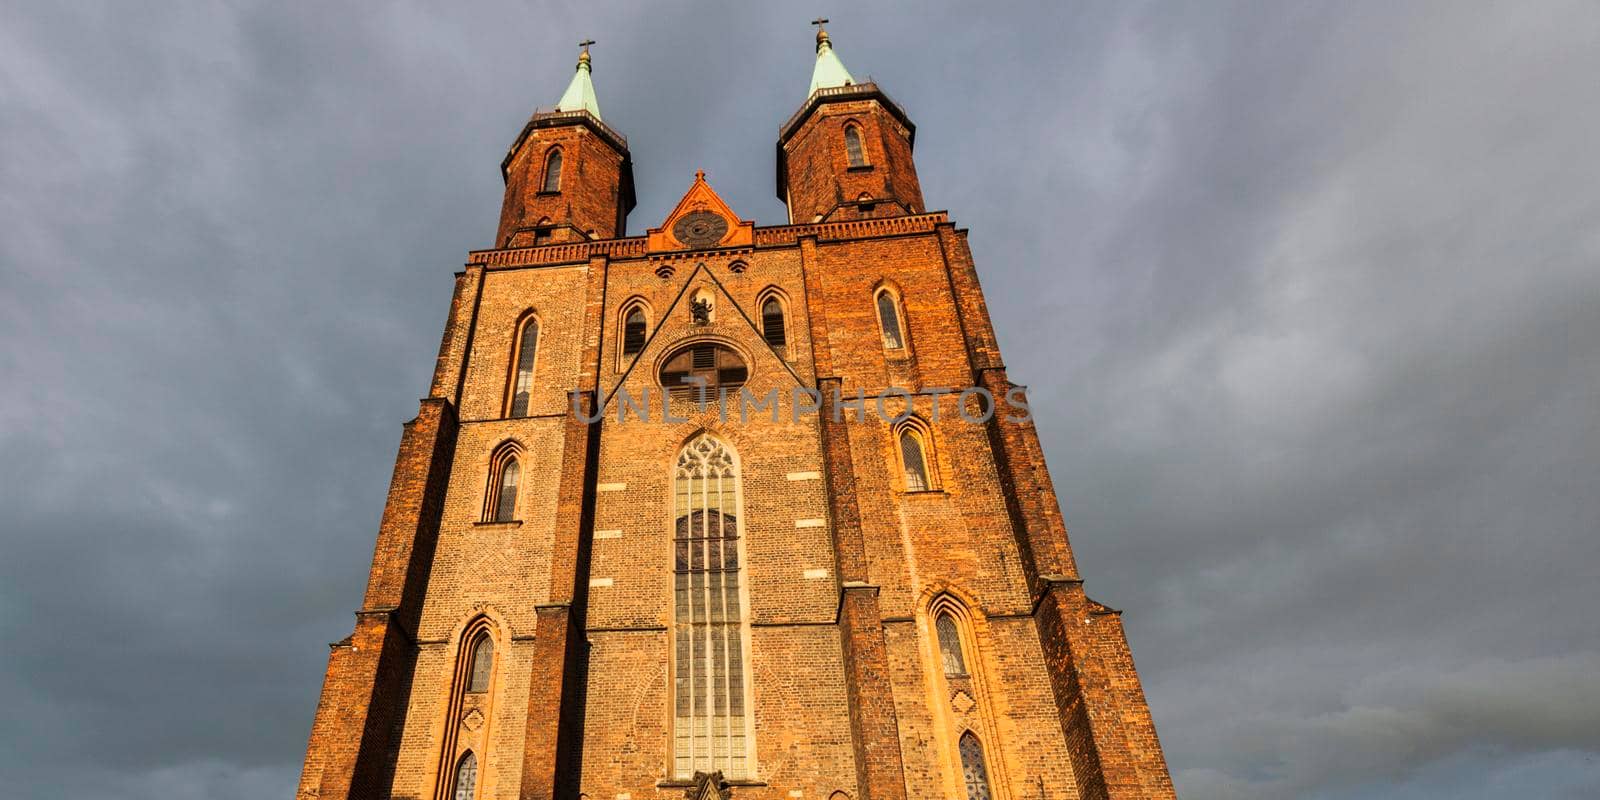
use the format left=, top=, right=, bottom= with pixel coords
left=507, top=315, right=539, bottom=417
left=622, top=305, right=647, bottom=357
left=761, top=294, right=787, bottom=352
left=452, top=751, right=479, bottom=800
left=876, top=288, right=906, bottom=351
left=844, top=125, right=867, bottom=168
left=958, top=732, right=993, bottom=800
left=466, top=635, right=494, bottom=693
left=935, top=613, right=968, bottom=676
left=898, top=423, right=932, bottom=492
left=541, top=149, right=563, bottom=193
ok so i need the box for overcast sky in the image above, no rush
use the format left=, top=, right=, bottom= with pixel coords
left=2, top=2, right=1598, bottom=798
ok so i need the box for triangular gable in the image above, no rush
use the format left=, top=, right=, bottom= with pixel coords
left=647, top=171, right=755, bottom=253
left=602, top=261, right=804, bottom=412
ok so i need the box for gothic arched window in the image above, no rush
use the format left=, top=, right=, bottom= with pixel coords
left=760, top=294, right=786, bottom=350
left=898, top=424, right=932, bottom=492
left=622, top=305, right=648, bottom=357
left=672, top=434, right=752, bottom=779
left=935, top=613, right=967, bottom=676
left=958, top=732, right=993, bottom=800
left=466, top=635, right=494, bottom=693
left=875, top=289, right=905, bottom=351
left=452, top=751, right=478, bottom=800
left=541, top=149, right=562, bottom=192
left=844, top=125, right=866, bottom=168
left=485, top=443, right=522, bottom=523
left=507, top=315, right=539, bottom=418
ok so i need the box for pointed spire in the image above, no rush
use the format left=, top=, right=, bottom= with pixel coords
left=556, top=39, right=602, bottom=119
left=808, top=19, right=854, bottom=96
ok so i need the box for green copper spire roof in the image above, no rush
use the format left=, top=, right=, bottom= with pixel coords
left=556, top=41, right=602, bottom=119
left=808, top=25, right=855, bottom=96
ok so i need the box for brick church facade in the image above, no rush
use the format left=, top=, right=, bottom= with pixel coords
left=297, top=28, right=1174, bottom=800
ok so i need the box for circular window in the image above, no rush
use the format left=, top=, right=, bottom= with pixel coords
left=660, top=342, right=747, bottom=397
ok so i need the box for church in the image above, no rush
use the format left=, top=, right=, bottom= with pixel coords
left=297, top=26, right=1174, bottom=800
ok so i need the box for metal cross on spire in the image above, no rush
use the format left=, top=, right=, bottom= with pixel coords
left=811, top=17, right=834, bottom=53
left=579, top=38, right=595, bottom=50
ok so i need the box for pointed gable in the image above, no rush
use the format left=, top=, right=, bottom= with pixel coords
left=647, top=171, right=755, bottom=253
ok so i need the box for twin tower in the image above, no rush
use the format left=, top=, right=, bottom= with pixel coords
left=496, top=28, right=921, bottom=249
left=297, top=27, right=1174, bottom=800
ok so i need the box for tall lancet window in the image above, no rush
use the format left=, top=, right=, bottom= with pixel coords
left=876, top=289, right=905, bottom=351
left=672, top=434, right=752, bottom=779
left=958, top=732, right=993, bottom=800
left=936, top=613, right=967, bottom=676
left=508, top=315, right=539, bottom=417
left=452, top=751, right=478, bottom=800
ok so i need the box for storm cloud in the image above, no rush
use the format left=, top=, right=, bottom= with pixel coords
left=1, top=2, right=1597, bottom=798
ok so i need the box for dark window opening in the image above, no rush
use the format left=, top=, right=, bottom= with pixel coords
left=541, top=150, right=562, bottom=192
left=660, top=343, right=748, bottom=399
left=761, top=298, right=786, bottom=349
left=622, top=308, right=647, bottom=356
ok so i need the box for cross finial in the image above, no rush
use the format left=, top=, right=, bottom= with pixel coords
left=579, top=38, right=596, bottom=49
left=812, top=17, right=832, bottom=51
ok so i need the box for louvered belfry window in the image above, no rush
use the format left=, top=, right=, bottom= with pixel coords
left=672, top=435, right=750, bottom=779
left=761, top=298, right=786, bottom=349
left=959, top=732, right=993, bottom=800
left=509, top=318, right=539, bottom=417
left=622, top=307, right=647, bottom=355
left=660, top=343, right=748, bottom=399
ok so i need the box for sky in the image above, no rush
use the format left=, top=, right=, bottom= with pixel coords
left=1, top=2, right=1597, bottom=798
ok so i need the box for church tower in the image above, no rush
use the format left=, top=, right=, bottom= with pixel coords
left=497, top=43, right=636, bottom=248
left=298, top=29, right=1174, bottom=800
left=777, top=25, right=924, bottom=223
